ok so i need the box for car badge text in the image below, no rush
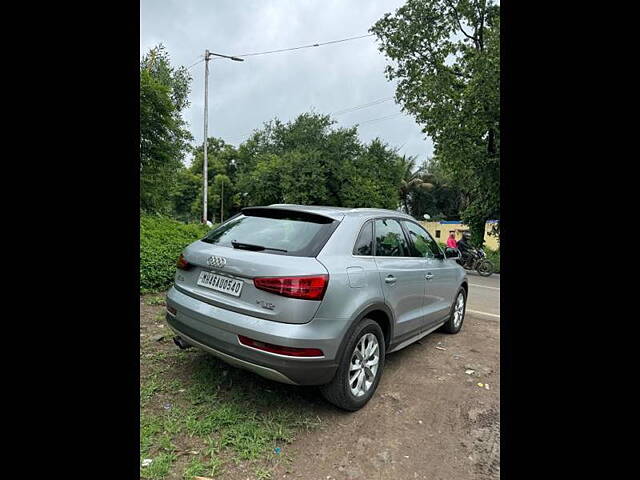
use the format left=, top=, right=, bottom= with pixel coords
left=256, top=300, right=275, bottom=310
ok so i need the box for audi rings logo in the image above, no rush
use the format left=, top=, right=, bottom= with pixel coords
left=206, top=256, right=227, bottom=268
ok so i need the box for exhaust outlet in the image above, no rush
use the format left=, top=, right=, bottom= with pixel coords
left=173, top=336, right=192, bottom=350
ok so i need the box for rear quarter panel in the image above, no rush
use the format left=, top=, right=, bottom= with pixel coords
left=314, top=216, right=386, bottom=327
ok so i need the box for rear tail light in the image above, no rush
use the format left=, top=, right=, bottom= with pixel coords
left=176, top=253, right=192, bottom=270
left=238, top=335, right=323, bottom=357
left=253, top=274, right=329, bottom=300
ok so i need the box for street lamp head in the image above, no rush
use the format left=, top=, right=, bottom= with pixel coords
left=207, top=51, right=245, bottom=62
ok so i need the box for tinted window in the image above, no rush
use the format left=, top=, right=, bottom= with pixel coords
left=353, top=221, right=373, bottom=256
left=403, top=221, right=442, bottom=258
left=374, top=219, right=409, bottom=257
left=202, top=213, right=335, bottom=256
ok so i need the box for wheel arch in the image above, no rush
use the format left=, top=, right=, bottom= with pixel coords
left=460, top=280, right=468, bottom=296
left=335, top=302, right=394, bottom=361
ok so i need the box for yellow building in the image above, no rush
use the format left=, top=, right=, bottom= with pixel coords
left=419, top=220, right=500, bottom=251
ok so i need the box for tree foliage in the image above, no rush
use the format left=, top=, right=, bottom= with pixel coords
left=234, top=113, right=405, bottom=210
left=372, top=0, right=500, bottom=245
left=140, top=45, right=193, bottom=214
left=171, top=113, right=407, bottom=223
left=398, top=155, right=434, bottom=214
left=406, top=158, right=465, bottom=220
left=181, top=138, right=239, bottom=222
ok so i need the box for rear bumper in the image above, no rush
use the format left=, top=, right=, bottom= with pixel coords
left=167, top=321, right=298, bottom=384
left=166, top=286, right=349, bottom=385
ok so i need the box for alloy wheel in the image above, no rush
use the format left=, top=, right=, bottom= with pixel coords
left=348, top=333, right=379, bottom=397
left=453, top=293, right=465, bottom=328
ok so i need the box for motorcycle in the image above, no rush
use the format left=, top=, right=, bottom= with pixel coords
left=458, top=248, right=494, bottom=277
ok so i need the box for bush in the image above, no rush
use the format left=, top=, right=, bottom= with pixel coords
left=485, top=247, right=500, bottom=273
left=140, top=215, right=212, bottom=293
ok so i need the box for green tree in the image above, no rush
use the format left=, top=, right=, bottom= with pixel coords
left=171, top=167, right=201, bottom=222
left=407, top=159, right=465, bottom=220
left=235, top=152, right=284, bottom=207
left=372, top=0, right=500, bottom=246
left=234, top=113, right=404, bottom=210
left=140, top=45, right=193, bottom=214
left=211, top=173, right=233, bottom=223
left=398, top=155, right=434, bottom=214
left=342, top=139, right=405, bottom=209
left=187, top=138, right=239, bottom=222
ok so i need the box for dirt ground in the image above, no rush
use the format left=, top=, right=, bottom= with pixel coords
left=271, top=311, right=500, bottom=480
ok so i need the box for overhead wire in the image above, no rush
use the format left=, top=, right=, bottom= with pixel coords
left=355, top=112, right=404, bottom=125
left=232, top=33, right=374, bottom=58
left=330, top=97, right=394, bottom=116
left=186, top=57, right=205, bottom=70
left=184, top=33, right=409, bottom=142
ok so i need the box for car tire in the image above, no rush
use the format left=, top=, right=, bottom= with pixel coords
left=320, top=318, right=385, bottom=411
left=441, top=288, right=467, bottom=334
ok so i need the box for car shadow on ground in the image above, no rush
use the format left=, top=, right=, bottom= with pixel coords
left=179, top=347, right=361, bottom=419
left=176, top=326, right=449, bottom=417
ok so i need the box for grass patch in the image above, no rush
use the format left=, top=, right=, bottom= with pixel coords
left=140, top=375, right=163, bottom=407
left=141, top=452, right=177, bottom=479
left=183, top=456, right=224, bottom=479
left=255, top=467, right=272, bottom=480
left=146, top=295, right=167, bottom=306
left=140, top=297, right=322, bottom=479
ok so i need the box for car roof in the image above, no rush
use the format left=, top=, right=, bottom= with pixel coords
left=266, top=204, right=417, bottom=221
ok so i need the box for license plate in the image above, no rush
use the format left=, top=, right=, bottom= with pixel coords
left=197, top=271, right=244, bottom=297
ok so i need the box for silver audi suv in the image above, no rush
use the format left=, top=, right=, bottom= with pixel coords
left=166, top=204, right=468, bottom=410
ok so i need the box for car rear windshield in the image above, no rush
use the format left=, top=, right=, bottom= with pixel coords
left=201, top=209, right=339, bottom=257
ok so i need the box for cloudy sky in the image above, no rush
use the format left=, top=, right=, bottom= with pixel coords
left=140, top=0, right=433, bottom=165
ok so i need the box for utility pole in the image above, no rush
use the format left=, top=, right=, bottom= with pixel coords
left=220, top=180, right=224, bottom=224
left=200, top=50, right=244, bottom=224
left=202, top=50, right=210, bottom=223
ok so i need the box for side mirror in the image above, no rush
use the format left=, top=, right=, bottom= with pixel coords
left=444, top=247, right=461, bottom=260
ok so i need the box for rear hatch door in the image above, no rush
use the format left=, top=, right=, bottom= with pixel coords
left=175, top=208, right=340, bottom=324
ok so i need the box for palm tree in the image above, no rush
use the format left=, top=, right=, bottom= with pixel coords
left=398, top=155, right=435, bottom=214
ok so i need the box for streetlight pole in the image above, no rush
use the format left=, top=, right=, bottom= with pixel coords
left=201, top=50, right=244, bottom=224
left=202, top=50, right=210, bottom=223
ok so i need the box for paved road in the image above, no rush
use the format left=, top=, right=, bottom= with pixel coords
left=465, top=272, right=500, bottom=320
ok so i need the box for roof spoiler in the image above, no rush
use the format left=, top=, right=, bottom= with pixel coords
left=241, top=206, right=338, bottom=223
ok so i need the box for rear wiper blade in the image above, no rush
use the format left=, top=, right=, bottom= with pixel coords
left=231, top=240, right=287, bottom=253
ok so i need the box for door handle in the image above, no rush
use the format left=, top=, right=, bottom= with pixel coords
left=425, top=272, right=434, bottom=280
left=385, top=275, right=397, bottom=284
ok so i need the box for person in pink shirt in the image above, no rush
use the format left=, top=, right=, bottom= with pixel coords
left=446, top=231, right=458, bottom=249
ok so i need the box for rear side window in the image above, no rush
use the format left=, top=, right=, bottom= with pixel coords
left=374, top=219, right=409, bottom=257
left=353, top=221, right=373, bottom=256
left=202, top=210, right=338, bottom=257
